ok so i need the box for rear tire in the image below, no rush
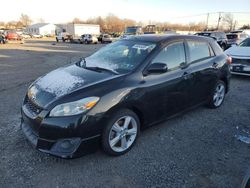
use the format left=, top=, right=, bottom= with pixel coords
left=102, top=109, right=140, bottom=156
left=208, top=80, right=226, bottom=108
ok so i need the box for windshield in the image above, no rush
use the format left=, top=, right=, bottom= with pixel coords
left=239, top=38, right=250, bottom=47
left=84, top=40, right=156, bottom=74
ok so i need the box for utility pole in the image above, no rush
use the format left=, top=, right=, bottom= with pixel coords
left=206, top=13, right=210, bottom=31
left=217, top=12, right=222, bottom=30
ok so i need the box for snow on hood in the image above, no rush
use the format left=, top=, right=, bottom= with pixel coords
left=225, top=46, right=250, bottom=58
left=35, top=68, right=84, bottom=97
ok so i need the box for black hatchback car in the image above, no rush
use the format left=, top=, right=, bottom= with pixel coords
left=21, top=35, right=231, bottom=158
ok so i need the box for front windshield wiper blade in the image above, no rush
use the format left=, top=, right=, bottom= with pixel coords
left=85, top=66, right=119, bottom=75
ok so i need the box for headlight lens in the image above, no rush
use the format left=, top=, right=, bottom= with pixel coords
left=49, top=97, right=99, bottom=117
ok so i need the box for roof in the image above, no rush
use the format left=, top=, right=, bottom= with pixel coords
left=27, top=23, right=54, bottom=28
left=123, top=34, right=213, bottom=43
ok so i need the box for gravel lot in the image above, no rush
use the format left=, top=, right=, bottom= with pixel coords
left=0, top=39, right=249, bottom=188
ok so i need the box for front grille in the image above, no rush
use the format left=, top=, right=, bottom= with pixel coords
left=24, top=96, right=43, bottom=115
left=232, top=58, right=250, bottom=66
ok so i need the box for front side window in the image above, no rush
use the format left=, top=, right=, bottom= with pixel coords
left=187, top=41, right=211, bottom=63
left=151, top=42, right=186, bottom=71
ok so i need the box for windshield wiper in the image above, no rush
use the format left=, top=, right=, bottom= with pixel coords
left=76, top=58, right=119, bottom=75
left=85, top=66, right=119, bottom=75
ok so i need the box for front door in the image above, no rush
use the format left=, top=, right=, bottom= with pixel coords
left=142, top=41, right=192, bottom=124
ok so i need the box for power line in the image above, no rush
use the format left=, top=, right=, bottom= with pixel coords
left=171, top=11, right=250, bottom=19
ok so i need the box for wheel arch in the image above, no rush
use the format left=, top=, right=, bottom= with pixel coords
left=104, top=103, right=145, bottom=130
left=220, top=76, right=229, bottom=93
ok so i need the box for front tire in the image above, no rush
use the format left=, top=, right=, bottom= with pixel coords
left=208, top=80, right=226, bottom=108
left=102, top=109, right=140, bottom=156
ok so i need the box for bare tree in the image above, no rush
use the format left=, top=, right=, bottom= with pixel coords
left=222, top=13, right=234, bottom=31
left=72, top=17, right=83, bottom=24
left=240, top=24, right=250, bottom=29
left=20, top=14, right=32, bottom=27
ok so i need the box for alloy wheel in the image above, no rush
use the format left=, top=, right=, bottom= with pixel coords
left=213, top=83, right=225, bottom=107
left=108, top=116, right=138, bottom=153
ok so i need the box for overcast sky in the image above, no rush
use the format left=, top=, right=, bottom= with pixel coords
left=1, top=0, right=250, bottom=24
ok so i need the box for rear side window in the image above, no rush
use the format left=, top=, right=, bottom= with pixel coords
left=187, top=41, right=212, bottom=63
left=151, top=42, right=186, bottom=70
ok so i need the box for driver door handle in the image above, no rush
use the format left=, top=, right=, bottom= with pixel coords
left=212, top=62, right=219, bottom=68
left=183, top=72, right=193, bottom=80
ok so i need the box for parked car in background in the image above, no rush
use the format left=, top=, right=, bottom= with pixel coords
left=80, top=34, right=98, bottom=44
left=56, top=32, right=73, bottom=42
left=21, top=33, right=32, bottom=39
left=225, top=37, right=250, bottom=76
left=97, top=34, right=103, bottom=43
left=124, top=26, right=143, bottom=36
left=5, top=32, right=22, bottom=41
left=230, top=29, right=250, bottom=36
left=21, top=35, right=231, bottom=158
left=196, top=31, right=228, bottom=50
left=226, top=33, right=249, bottom=47
left=31, top=34, right=43, bottom=38
left=101, top=34, right=114, bottom=43
left=0, top=33, right=6, bottom=44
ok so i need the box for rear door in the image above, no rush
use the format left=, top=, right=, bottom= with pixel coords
left=184, top=39, right=218, bottom=106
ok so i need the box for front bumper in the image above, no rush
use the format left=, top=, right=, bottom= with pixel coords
left=21, top=121, right=100, bottom=158
left=21, top=105, right=102, bottom=158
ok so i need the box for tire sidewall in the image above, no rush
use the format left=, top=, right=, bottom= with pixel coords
left=102, top=109, right=140, bottom=156
left=209, top=80, right=226, bottom=108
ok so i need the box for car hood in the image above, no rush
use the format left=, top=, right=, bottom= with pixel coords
left=28, top=64, right=122, bottom=108
left=225, top=46, right=250, bottom=58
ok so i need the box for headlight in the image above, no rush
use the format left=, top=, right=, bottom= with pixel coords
left=49, top=97, right=99, bottom=117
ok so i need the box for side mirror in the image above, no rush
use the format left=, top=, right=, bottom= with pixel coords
left=147, top=63, right=168, bottom=74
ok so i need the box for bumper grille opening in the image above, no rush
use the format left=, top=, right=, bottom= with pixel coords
left=24, top=96, right=43, bottom=115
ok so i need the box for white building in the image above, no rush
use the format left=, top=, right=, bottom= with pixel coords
left=26, top=23, right=58, bottom=36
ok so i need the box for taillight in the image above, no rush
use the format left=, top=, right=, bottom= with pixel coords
left=227, top=56, right=232, bottom=64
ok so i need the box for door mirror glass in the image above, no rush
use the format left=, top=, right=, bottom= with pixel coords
left=147, top=63, right=168, bottom=74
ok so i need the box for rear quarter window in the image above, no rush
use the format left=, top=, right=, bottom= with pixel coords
left=187, top=41, right=213, bottom=63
